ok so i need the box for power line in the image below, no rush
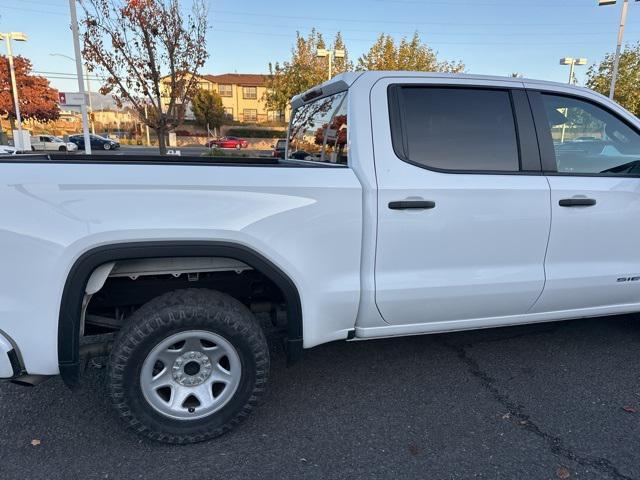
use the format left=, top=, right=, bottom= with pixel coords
left=370, top=0, right=594, bottom=5
left=209, top=8, right=622, bottom=27
left=212, top=18, right=636, bottom=37
left=34, top=70, right=101, bottom=78
left=210, top=28, right=636, bottom=46
left=2, top=2, right=635, bottom=28
left=0, top=4, right=67, bottom=16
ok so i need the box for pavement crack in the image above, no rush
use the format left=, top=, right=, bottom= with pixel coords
left=442, top=341, right=633, bottom=480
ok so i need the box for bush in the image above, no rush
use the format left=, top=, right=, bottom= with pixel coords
left=201, top=147, right=251, bottom=158
left=174, top=130, right=206, bottom=137
left=226, top=128, right=286, bottom=139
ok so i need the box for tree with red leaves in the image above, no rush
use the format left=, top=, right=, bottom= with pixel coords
left=79, top=0, right=208, bottom=154
left=0, top=55, right=60, bottom=129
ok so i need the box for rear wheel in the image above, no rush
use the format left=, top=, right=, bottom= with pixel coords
left=103, top=143, right=111, bottom=150
left=108, top=289, right=269, bottom=444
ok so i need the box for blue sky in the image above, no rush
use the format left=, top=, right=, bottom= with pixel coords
left=0, top=0, right=638, bottom=96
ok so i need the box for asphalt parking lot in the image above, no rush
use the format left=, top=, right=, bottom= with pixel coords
left=1, top=315, right=639, bottom=480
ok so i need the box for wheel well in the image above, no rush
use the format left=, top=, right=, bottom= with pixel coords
left=84, top=259, right=284, bottom=334
left=58, top=242, right=303, bottom=387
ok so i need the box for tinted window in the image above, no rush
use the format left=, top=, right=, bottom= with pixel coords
left=288, top=91, right=348, bottom=164
left=541, top=94, right=640, bottom=175
left=393, top=87, right=520, bottom=171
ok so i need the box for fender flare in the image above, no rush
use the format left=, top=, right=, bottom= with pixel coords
left=58, top=241, right=303, bottom=387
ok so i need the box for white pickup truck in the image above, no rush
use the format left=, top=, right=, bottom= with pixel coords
left=1, top=72, right=639, bottom=444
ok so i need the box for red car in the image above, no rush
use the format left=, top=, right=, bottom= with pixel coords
left=206, top=136, right=249, bottom=149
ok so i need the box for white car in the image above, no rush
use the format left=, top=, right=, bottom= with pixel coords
left=0, top=72, right=639, bottom=444
left=30, top=134, right=78, bottom=152
left=0, top=145, right=17, bottom=155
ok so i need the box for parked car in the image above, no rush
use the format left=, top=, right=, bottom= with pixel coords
left=1, top=72, right=640, bottom=445
left=68, top=134, right=120, bottom=151
left=0, top=145, right=17, bottom=155
left=30, top=135, right=78, bottom=152
left=272, top=138, right=286, bottom=158
left=206, top=136, right=248, bottom=149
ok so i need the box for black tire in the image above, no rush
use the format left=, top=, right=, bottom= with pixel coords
left=58, top=145, right=67, bottom=152
left=108, top=288, right=269, bottom=444
left=103, top=143, right=111, bottom=150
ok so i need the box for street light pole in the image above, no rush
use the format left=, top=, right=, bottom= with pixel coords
left=50, top=52, right=95, bottom=134
left=316, top=48, right=346, bottom=80
left=559, top=57, right=587, bottom=143
left=560, top=57, right=587, bottom=85
left=1, top=32, right=28, bottom=151
left=598, top=0, right=638, bottom=99
left=611, top=0, right=629, bottom=98
left=68, top=0, right=92, bottom=154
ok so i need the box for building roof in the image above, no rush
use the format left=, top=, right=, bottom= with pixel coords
left=203, top=73, right=268, bottom=86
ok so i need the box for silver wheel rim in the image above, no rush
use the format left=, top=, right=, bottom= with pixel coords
left=140, top=330, right=242, bottom=420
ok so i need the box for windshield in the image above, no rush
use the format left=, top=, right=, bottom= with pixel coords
left=288, top=91, right=348, bottom=164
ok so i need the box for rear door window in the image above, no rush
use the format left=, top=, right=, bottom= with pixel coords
left=390, top=87, right=520, bottom=172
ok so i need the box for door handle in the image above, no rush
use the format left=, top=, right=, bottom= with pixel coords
left=558, top=198, right=596, bottom=207
left=388, top=200, right=436, bottom=210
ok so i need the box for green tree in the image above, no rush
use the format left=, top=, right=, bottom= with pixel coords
left=357, top=32, right=464, bottom=73
left=191, top=89, right=226, bottom=133
left=586, top=43, right=640, bottom=116
left=265, top=30, right=352, bottom=112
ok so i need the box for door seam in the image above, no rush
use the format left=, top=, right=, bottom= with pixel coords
left=526, top=175, right=552, bottom=313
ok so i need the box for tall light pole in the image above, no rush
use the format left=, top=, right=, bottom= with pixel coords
left=316, top=48, right=345, bottom=80
left=559, top=58, right=587, bottom=142
left=598, top=0, right=638, bottom=99
left=560, top=57, right=587, bottom=85
left=68, top=0, right=92, bottom=154
left=50, top=53, right=95, bottom=134
left=1, top=32, right=28, bottom=151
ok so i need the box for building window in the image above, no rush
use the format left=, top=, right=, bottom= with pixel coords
left=219, top=84, right=232, bottom=97
left=224, top=107, right=234, bottom=120
left=242, top=86, right=257, bottom=100
left=243, top=109, right=258, bottom=122
left=267, top=110, right=286, bottom=122
left=198, top=82, right=210, bottom=91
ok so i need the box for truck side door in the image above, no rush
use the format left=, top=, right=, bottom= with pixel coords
left=372, top=79, right=551, bottom=328
left=527, top=90, right=640, bottom=313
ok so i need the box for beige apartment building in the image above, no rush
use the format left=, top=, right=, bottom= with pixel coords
left=164, top=73, right=288, bottom=124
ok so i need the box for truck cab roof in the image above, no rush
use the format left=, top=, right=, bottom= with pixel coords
left=291, top=71, right=597, bottom=108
